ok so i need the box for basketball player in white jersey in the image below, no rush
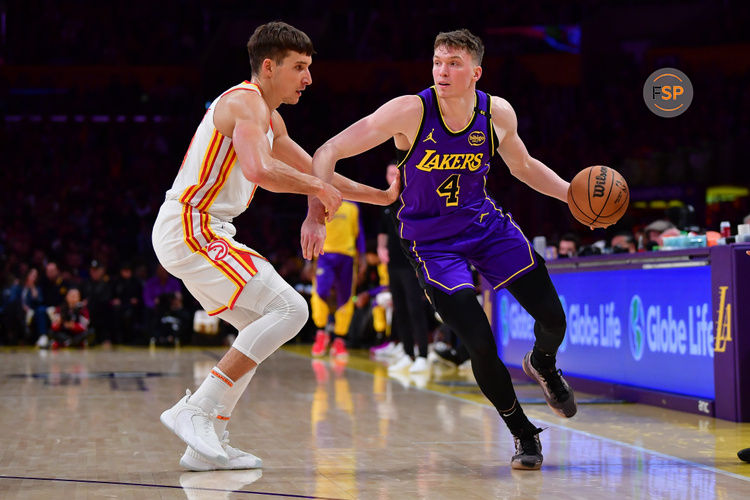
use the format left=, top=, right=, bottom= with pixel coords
left=154, top=21, right=399, bottom=471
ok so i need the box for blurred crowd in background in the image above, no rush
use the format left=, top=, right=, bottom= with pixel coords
left=1, top=1, right=749, bottom=346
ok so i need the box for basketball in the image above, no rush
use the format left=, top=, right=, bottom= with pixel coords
left=567, top=165, right=629, bottom=228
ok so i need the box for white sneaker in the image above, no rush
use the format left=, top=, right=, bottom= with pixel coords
left=36, top=334, right=49, bottom=348
left=180, top=431, right=263, bottom=471
left=373, top=341, right=396, bottom=360
left=409, top=356, right=430, bottom=374
left=389, top=343, right=406, bottom=359
left=388, top=370, right=412, bottom=388
left=388, top=354, right=413, bottom=373
left=179, top=469, right=262, bottom=500
left=160, top=390, right=228, bottom=464
left=410, top=372, right=429, bottom=389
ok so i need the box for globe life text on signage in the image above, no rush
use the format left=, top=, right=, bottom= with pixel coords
left=501, top=295, right=713, bottom=359
left=636, top=297, right=714, bottom=358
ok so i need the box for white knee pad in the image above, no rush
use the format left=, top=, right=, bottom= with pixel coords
left=263, top=286, right=309, bottom=339
left=231, top=285, right=308, bottom=363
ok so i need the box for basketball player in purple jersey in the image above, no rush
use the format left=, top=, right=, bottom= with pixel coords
left=302, top=29, right=576, bottom=470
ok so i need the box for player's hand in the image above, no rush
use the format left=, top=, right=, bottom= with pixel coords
left=316, top=182, right=342, bottom=222
left=383, top=172, right=401, bottom=205
left=301, top=215, right=326, bottom=260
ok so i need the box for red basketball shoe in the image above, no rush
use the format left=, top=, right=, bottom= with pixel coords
left=311, top=330, right=330, bottom=357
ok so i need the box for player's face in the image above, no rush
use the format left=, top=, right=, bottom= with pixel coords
left=432, top=45, right=481, bottom=98
left=274, top=51, right=312, bottom=105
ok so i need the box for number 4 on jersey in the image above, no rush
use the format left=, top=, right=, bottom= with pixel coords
left=436, top=174, right=460, bottom=206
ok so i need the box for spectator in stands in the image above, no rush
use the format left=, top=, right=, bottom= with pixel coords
left=610, top=231, right=637, bottom=254
left=143, top=264, right=182, bottom=336
left=111, top=262, right=143, bottom=345
left=153, top=291, right=191, bottom=346
left=21, top=268, right=49, bottom=346
left=50, top=288, right=90, bottom=348
left=643, top=220, right=677, bottom=250
left=81, top=260, right=113, bottom=347
left=0, top=271, right=24, bottom=345
left=39, top=262, right=69, bottom=311
left=557, top=233, right=580, bottom=258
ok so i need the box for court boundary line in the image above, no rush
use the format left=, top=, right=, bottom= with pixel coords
left=0, top=474, right=347, bottom=500
left=279, top=348, right=750, bottom=484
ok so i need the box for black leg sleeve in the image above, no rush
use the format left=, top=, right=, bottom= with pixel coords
left=505, top=254, right=567, bottom=358
left=428, top=287, right=519, bottom=413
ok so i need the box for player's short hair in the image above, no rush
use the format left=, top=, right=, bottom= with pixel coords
left=247, top=21, right=315, bottom=76
left=434, top=29, right=485, bottom=65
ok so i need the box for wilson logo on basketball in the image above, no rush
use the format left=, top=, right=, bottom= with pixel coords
left=592, top=167, right=608, bottom=198
left=206, top=239, right=229, bottom=261
left=468, top=131, right=485, bottom=146
left=567, top=165, right=629, bottom=229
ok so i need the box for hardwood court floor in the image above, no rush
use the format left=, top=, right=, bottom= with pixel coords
left=0, top=344, right=748, bottom=499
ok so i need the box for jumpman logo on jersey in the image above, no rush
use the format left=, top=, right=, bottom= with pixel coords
left=423, top=128, right=437, bottom=144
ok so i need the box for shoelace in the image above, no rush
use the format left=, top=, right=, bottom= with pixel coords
left=516, top=436, right=540, bottom=456
left=539, top=368, right=569, bottom=402
left=185, top=390, right=226, bottom=436
left=219, top=431, right=235, bottom=451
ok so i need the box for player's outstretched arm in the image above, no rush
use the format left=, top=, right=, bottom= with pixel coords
left=492, top=96, right=569, bottom=203
left=302, top=95, right=419, bottom=259
left=311, top=95, right=419, bottom=183
left=214, top=91, right=342, bottom=216
left=270, top=111, right=399, bottom=206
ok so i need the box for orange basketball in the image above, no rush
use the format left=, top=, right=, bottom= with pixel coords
left=567, top=166, right=629, bottom=228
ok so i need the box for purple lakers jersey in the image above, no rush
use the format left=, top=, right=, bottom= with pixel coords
left=396, top=87, right=498, bottom=241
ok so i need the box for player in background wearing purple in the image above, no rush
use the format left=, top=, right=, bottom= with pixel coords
left=310, top=200, right=366, bottom=360
left=302, top=29, right=577, bottom=470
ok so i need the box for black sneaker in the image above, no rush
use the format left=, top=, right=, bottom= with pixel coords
left=511, top=428, right=543, bottom=470
left=522, top=351, right=577, bottom=418
left=434, top=343, right=470, bottom=367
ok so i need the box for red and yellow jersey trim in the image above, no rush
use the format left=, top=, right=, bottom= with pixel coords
left=196, top=145, right=237, bottom=212
left=180, top=203, right=268, bottom=314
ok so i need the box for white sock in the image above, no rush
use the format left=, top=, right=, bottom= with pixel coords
left=214, top=367, right=256, bottom=435
left=190, top=367, right=234, bottom=413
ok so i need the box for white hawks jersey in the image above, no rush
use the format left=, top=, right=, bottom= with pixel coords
left=165, top=81, right=273, bottom=222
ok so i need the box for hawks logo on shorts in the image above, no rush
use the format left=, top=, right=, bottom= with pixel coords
left=207, top=239, right=230, bottom=261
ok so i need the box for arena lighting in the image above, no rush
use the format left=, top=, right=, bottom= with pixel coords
left=706, top=185, right=749, bottom=203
